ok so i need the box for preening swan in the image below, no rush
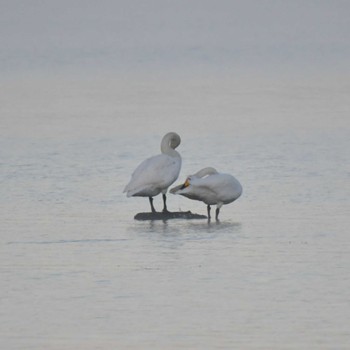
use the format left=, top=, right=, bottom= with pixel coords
left=170, top=167, right=242, bottom=220
left=124, top=132, right=182, bottom=213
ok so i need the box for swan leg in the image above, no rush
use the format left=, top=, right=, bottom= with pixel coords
left=162, top=194, right=168, bottom=213
left=149, top=197, right=156, bottom=213
left=215, top=208, right=220, bottom=221
left=207, top=205, right=211, bottom=219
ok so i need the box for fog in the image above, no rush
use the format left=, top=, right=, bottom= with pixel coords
left=1, top=0, right=349, bottom=77
left=2, top=2, right=350, bottom=349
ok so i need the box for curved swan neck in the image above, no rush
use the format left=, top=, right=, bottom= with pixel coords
left=160, top=132, right=181, bottom=157
left=193, top=167, right=218, bottom=178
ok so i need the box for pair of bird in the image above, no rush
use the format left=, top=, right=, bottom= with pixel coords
left=123, top=132, right=242, bottom=220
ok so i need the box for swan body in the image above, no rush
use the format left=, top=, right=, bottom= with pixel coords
left=124, top=132, right=181, bottom=212
left=170, top=167, right=242, bottom=220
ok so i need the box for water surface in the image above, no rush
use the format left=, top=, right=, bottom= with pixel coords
left=1, top=75, right=350, bottom=349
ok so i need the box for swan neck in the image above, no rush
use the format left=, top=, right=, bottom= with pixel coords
left=193, top=167, right=218, bottom=178
left=160, top=132, right=181, bottom=157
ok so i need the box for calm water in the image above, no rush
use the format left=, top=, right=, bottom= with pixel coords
left=1, top=75, right=350, bottom=349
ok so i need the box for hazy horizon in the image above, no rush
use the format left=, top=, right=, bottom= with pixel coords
left=1, top=0, right=350, bottom=78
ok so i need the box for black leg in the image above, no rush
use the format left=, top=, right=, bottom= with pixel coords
left=162, top=194, right=168, bottom=213
left=149, top=197, right=156, bottom=213
left=215, top=208, right=220, bottom=221
left=207, top=205, right=211, bottom=219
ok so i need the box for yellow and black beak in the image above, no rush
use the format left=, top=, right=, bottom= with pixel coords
left=180, top=179, right=190, bottom=189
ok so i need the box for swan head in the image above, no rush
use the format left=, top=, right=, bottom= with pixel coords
left=161, top=132, right=181, bottom=153
left=170, top=176, right=191, bottom=194
left=181, top=177, right=191, bottom=189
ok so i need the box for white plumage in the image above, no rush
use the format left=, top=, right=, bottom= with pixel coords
left=124, top=132, right=182, bottom=212
left=170, top=167, right=242, bottom=220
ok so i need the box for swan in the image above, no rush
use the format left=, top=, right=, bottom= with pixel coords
left=170, top=167, right=242, bottom=220
left=124, top=132, right=182, bottom=213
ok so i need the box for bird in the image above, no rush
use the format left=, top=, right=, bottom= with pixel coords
left=124, top=132, right=182, bottom=213
left=170, top=167, right=242, bottom=220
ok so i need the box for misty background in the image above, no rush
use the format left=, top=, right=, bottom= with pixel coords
left=1, top=2, right=350, bottom=349
left=1, top=0, right=350, bottom=78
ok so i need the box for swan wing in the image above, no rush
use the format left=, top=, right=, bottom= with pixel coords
left=124, top=154, right=181, bottom=197
left=172, top=176, right=218, bottom=203
left=200, top=174, right=242, bottom=202
left=172, top=173, right=241, bottom=204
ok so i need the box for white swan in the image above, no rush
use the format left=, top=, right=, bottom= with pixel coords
left=170, top=167, right=242, bottom=220
left=124, top=132, right=182, bottom=213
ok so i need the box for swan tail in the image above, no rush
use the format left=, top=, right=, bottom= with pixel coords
left=124, top=186, right=147, bottom=197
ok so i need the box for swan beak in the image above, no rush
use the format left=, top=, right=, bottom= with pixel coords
left=170, top=179, right=190, bottom=194
left=180, top=179, right=190, bottom=189
left=170, top=184, right=181, bottom=194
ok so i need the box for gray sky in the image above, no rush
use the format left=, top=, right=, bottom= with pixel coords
left=1, top=0, right=349, bottom=76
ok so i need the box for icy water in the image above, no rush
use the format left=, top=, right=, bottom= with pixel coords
left=1, top=75, right=350, bottom=349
